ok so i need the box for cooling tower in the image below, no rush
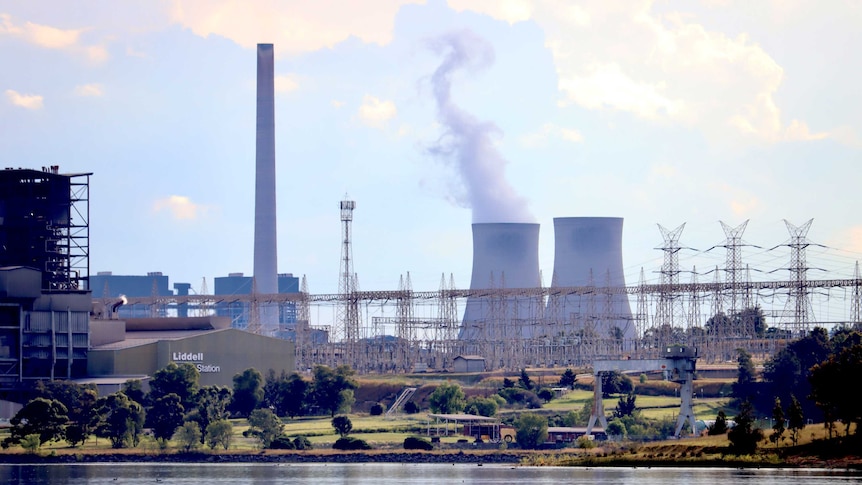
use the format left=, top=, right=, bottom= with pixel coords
left=546, top=217, right=635, bottom=342
left=253, top=43, right=278, bottom=332
left=459, top=223, right=542, bottom=342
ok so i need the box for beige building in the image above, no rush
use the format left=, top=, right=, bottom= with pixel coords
left=87, top=316, right=295, bottom=388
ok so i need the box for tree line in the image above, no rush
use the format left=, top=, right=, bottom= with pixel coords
left=2, top=363, right=358, bottom=451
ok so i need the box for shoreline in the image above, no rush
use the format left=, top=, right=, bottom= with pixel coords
left=0, top=449, right=859, bottom=470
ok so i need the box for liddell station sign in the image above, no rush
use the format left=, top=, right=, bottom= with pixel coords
left=171, top=352, right=221, bottom=373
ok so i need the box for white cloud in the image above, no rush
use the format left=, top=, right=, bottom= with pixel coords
left=169, top=0, right=423, bottom=55
left=152, top=195, right=209, bottom=221
left=0, top=13, right=108, bottom=63
left=520, top=123, right=583, bottom=147
left=331, top=100, right=345, bottom=109
left=74, top=83, right=104, bottom=97
left=274, top=74, right=299, bottom=93
left=455, top=1, right=831, bottom=145
left=5, top=89, right=43, bottom=109
left=447, top=0, right=533, bottom=24
left=357, top=95, right=397, bottom=128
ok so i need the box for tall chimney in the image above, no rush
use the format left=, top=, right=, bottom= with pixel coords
left=254, top=43, right=278, bottom=332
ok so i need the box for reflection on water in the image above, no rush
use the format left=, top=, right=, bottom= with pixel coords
left=0, top=463, right=859, bottom=485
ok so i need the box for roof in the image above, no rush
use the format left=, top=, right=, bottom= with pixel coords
left=90, top=327, right=226, bottom=351
left=72, top=376, right=150, bottom=386
left=427, top=413, right=498, bottom=423
left=453, top=355, right=485, bottom=361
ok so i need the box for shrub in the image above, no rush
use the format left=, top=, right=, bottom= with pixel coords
left=369, top=402, right=384, bottom=416
left=403, top=401, right=419, bottom=414
left=333, top=436, right=372, bottom=450
left=293, top=436, right=312, bottom=450
left=269, top=436, right=296, bottom=449
left=403, top=436, right=433, bottom=450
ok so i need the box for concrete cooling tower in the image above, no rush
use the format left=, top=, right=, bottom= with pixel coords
left=546, top=217, right=635, bottom=342
left=459, top=223, right=542, bottom=342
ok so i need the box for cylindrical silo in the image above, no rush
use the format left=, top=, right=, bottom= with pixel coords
left=546, top=217, right=635, bottom=343
left=459, top=223, right=542, bottom=343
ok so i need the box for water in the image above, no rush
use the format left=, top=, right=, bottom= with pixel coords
left=0, top=463, right=859, bottom=484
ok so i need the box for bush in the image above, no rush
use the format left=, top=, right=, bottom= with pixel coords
left=403, top=401, right=419, bottom=414
left=293, top=436, right=312, bottom=450
left=269, top=436, right=296, bottom=449
left=369, top=402, right=384, bottom=416
left=403, top=436, right=433, bottom=450
left=333, top=436, right=372, bottom=450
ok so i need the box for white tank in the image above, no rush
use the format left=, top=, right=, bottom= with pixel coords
left=459, top=223, right=542, bottom=342
left=547, top=217, right=635, bottom=341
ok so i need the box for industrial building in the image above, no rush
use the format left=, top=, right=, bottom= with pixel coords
left=87, top=315, right=295, bottom=388
left=0, top=167, right=92, bottom=387
left=214, top=272, right=299, bottom=336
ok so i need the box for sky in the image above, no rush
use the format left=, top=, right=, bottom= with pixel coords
left=1, top=0, right=861, bottom=324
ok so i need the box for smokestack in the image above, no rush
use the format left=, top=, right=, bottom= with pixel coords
left=460, top=223, right=542, bottom=342
left=254, top=43, right=278, bottom=332
left=547, top=217, right=635, bottom=341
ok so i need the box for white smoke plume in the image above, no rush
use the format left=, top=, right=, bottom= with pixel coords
left=426, top=30, right=534, bottom=224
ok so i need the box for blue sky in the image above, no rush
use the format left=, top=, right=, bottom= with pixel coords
left=1, top=1, right=860, bottom=324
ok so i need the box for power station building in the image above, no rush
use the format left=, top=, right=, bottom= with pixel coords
left=87, top=315, right=295, bottom=388
left=0, top=167, right=296, bottom=400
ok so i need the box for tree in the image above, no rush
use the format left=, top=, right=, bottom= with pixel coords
left=246, top=408, right=283, bottom=448
left=174, top=421, right=202, bottom=452
left=282, top=373, right=310, bottom=418
left=708, top=410, right=728, bottom=435
left=809, top=342, right=862, bottom=437
left=121, top=379, right=147, bottom=406
left=770, top=398, right=785, bottom=446
left=33, top=381, right=98, bottom=446
left=600, top=371, right=633, bottom=397
left=464, top=396, right=497, bottom=417
left=502, top=377, right=515, bottom=389
left=515, top=413, right=548, bottom=449
left=428, top=382, right=465, bottom=414
left=787, top=394, right=805, bottom=445
left=150, top=393, right=185, bottom=445
left=230, top=368, right=264, bottom=417
left=4, top=398, right=68, bottom=448
left=537, top=388, right=554, bottom=403
left=762, top=327, right=832, bottom=420
left=312, top=365, right=358, bottom=417
left=559, top=369, right=576, bottom=389
left=518, top=368, right=533, bottom=390
left=614, top=392, right=637, bottom=418
left=733, top=348, right=757, bottom=403
left=369, top=402, right=384, bottom=416
left=606, top=418, right=627, bottom=440
left=205, top=420, right=233, bottom=450
left=94, top=392, right=146, bottom=449
left=331, top=415, right=353, bottom=437
left=149, top=363, right=199, bottom=407
left=188, top=385, right=232, bottom=443
left=727, top=399, right=763, bottom=455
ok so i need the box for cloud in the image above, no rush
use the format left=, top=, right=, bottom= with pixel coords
left=274, top=74, right=299, bottom=93
left=169, top=0, right=423, bottom=55
left=520, top=123, right=583, bottom=147
left=331, top=100, right=345, bottom=109
left=454, top=1, right=827, bottom=145
left=5, top=89, right=43, bottom=109
left=0, top=13, right=107, bottom=62
left=357, top=95, right=397, bottom=127
left=74, top=83, right=104, bottom=97
left=447, top=0, right=534, bottom=24
left=152, top=195, right=209, bottom=221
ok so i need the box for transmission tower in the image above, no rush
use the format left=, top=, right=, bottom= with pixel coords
left=655, top=223, right=686, bottom=329
left=717, top=220, right=753, bottom=315
left=782, top=219, right=815, bottom=336
left=336, top=197, right=360, bottom=353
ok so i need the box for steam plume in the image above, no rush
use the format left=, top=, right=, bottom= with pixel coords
left=426, top=30, right=533, bottom=223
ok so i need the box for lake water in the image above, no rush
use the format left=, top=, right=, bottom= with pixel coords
left=1, top=463, right=859, bottom=484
